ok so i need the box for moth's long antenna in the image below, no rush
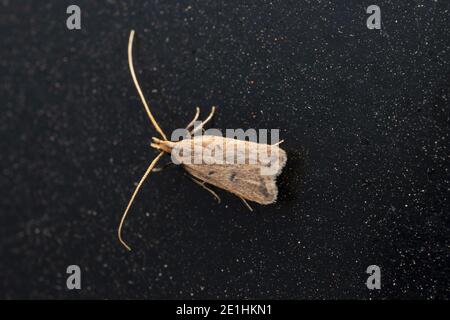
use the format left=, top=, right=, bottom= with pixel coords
left=128, top=30, right=168, bottom=141
left=118, top=151, right=165, bottom=251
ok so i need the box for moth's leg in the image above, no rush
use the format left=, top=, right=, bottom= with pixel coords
left=190, top=176, right=221, bottom=203
left=239, top=196, right=254, bottom=212
left=185, top=107, right=200, bottom=131
left=200, top=106, right=216, bottom=128
left=191, top=106, right=216, bottom=135
left=273, top=139, right=284, bottom=146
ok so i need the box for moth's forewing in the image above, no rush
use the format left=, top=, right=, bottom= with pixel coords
left=172, top=136, right=287, bottom=204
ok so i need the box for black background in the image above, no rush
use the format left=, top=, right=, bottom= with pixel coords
left=0, top=1, right=448, bottom=299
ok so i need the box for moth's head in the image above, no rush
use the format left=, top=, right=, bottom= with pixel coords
left=150, top=137, right=174, bottom=153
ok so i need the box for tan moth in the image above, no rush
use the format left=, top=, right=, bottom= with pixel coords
left=118, top=30, right=287, bottom=251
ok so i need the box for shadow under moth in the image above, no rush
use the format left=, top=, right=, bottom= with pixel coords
left=118, top=30, right=287, bottom=250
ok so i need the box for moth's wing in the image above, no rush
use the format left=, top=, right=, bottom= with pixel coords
left=184, top=163, right=280, bottom=204
left=173, top=136, right=287, bottom=204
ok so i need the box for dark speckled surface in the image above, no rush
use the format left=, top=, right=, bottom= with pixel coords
left=0, top=1, right=448, bottom=299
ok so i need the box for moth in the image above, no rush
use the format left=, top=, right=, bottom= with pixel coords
left=119, top=30, right=287, bottom=250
